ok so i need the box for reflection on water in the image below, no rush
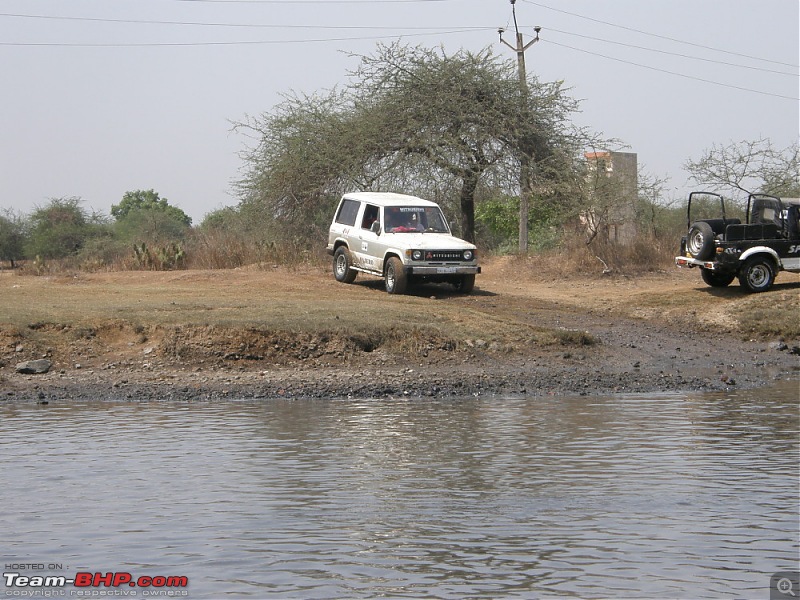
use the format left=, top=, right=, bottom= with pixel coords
left=1, top=380, right=798, bottom=598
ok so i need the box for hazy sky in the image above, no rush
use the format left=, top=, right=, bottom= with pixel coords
left=1, top=0, right=797, bottom=224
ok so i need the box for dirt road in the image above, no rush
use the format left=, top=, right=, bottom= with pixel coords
left=1, top=257, right=798, bottom=401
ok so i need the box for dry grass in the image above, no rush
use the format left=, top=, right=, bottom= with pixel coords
left=528, top=234, right=678, bottom=277
left=0, top=266, right=585, bottom=367
left=479, top=254, right=799, bottom=341
left=737, top=290, right=800, bottom=340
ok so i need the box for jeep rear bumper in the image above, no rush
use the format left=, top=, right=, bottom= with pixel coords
left=675, top=256, right=741, bottom=274
left=675, top=256, right=717, bottom=269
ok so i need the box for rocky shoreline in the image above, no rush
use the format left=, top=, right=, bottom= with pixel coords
left=6, top=337, right=798, bottom=404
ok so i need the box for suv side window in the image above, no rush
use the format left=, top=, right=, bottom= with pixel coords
left=361, top=204, right=379, bottom=230
left=335, top=199, right=360, bottom=226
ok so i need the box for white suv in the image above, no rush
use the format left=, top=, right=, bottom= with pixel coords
left=326, top=192, right=481, bottom=294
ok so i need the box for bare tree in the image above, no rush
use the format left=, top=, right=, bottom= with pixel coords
left=685, top=138, right=800, bottom=202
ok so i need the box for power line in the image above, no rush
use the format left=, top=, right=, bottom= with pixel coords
left=5, top=8, right=795, bottom=82
left=543, top=27, right=798, bottom=77
left=0, top=28, right=484, bottom=47
left=545, top=39, right=799, bottom=101
left=523, top=0, right=799, bottom=69
left=171, top=0, right=452, bottom=3
left=0, top=12, right=485, bottom=31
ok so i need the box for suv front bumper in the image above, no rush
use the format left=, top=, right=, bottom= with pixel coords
left=406, top=265, right=481, bottom=275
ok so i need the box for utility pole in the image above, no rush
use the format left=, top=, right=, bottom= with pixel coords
left=499, top=0, right=540, bottom=253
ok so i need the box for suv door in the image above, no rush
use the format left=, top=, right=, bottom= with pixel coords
left=351, top=203, right=385, bottom=274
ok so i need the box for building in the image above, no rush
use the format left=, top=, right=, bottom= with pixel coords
left=584, top=151, right=639, bottom=244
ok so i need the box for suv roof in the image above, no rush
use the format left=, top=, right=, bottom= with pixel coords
left=342, top=191, right=438, bottom=208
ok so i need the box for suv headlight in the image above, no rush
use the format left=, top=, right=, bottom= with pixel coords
left=463, top=250, right=474, bottom=261
left=411, top=250, right=423, bottom=261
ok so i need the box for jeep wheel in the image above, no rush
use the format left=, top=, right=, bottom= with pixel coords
left=738, top=257, right=775, bottom=293
left=700, top=267, right=735, bottom=288
left=687, top=221, right=715, bottom=260
left=453, top=274, right=475, bottom=294
left=333, top=247, right=357, bottom=284
left=385, top=257, right=408, bottom=294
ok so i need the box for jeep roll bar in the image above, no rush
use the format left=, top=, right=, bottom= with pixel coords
left=686, top=192, right=731, bottom=230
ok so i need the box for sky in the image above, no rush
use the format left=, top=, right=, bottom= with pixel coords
left=1, top=0, right=797, bottom=225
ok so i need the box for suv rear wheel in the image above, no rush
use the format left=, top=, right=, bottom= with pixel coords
left=333, top=247, right=357, bottom=284
left=738, top=256, right=775, bottom=293
left=700, top=267, right=735, bottom=288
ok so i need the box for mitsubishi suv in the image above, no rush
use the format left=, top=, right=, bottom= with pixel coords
left=326, top=192, right=481, bottom=294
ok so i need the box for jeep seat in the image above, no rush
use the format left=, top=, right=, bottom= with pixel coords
left=725, top=223, right=780, bottom=241
left=702, top=218, right=741, bottom=236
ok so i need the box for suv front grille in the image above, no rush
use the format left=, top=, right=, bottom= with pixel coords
left=423, top=250, right=467, bottom=261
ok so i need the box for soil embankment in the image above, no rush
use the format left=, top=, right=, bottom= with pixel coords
left=1, top=257, right=798, bottom=402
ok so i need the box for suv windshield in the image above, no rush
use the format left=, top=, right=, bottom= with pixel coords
left=384, top=206, right=449, bottom=233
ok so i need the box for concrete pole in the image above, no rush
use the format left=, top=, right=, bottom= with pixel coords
left=500, top=2, right=539, bottom=253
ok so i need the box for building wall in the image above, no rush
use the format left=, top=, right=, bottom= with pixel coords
left=584, top=151, right=639, bottom=245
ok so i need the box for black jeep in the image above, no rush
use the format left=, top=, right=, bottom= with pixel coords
left=676, top=192, right=800, bottom=292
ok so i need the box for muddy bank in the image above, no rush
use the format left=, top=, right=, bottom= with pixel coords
left=1, top=262, right=798, bottom=402
left=3, top=321, right=798, bottom=403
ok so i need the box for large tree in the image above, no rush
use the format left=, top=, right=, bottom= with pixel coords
left=352, top=44, right=523, bottom=241
left=234, top=43, right=584, bottom=244
left=112, top=189, right=192, bottom=226
left=234, top=90, right=371, bottom=238
left=112, top=189, right=192, bottom=244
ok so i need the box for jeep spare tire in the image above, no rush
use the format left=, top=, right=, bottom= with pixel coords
left=687, top=221, right=715, bottom=260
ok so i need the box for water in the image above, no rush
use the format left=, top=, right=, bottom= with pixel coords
left=1, top=381, right=798, bottom=599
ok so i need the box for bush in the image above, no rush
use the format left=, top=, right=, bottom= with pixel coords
left=25, top=198, right=95, bottom=259
left=76, top=236, right=128, bottom=272
left=475, top=195, right=563, bottom=253
left=127, top=242, right=187, bottom=271
left=0, top=211, right=26, bottom=268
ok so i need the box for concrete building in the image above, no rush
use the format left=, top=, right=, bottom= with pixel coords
left=584, top=151, right=639, bottom=244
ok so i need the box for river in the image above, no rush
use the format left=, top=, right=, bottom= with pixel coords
left=2, top=380, right=798, bottom=599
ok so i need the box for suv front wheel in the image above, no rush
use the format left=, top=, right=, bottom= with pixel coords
left=385, top=257, right=408, bottom=294
left=333, top=247, right=357, bottom=284
left=453, top=274, right=475, bottom=293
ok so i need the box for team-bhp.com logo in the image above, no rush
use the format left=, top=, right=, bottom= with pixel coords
left=4, top=571, right=189, bottom=596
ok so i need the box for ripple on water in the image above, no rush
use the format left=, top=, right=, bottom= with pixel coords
left=1, top=380, right=798, bottom=598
